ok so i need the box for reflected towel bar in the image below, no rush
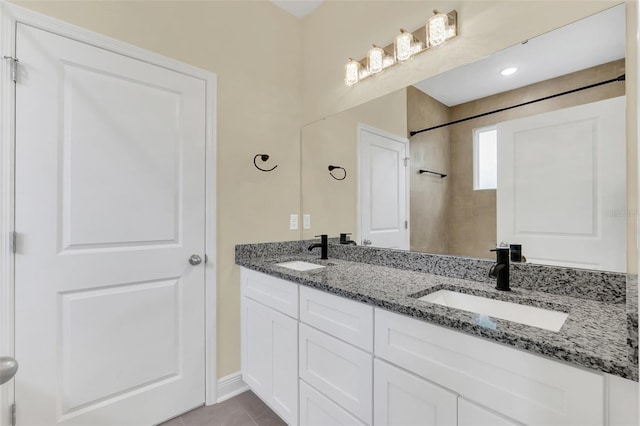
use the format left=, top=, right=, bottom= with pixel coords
left=419, top=169, right=447, bottom=178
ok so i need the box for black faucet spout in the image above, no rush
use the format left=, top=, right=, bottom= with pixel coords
left=308, top=234, right=328, bottom=260
left=489, top=247, right=510, bottom=291
left=339, top=233, right=357, bottom=246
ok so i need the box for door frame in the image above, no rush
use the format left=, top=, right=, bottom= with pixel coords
left=357, top=123, right=410, bottom=249
left=0, top=2, right=218, bottom=421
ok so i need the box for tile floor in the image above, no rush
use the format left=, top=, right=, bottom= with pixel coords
left=159, top=391, right=286, bottom=426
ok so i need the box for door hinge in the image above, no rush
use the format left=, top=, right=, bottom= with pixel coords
left=405, top=220, right=408, bottom=229
left=403, top=157, right=409, bottom=167
left=10, top=231, right=17, bottom=254
left=3, top=56, right=19, bottom=83
left=10, top=403, right=16, bottom=426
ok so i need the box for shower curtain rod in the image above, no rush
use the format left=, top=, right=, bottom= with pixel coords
left=409, top=74, right=626, bottom=137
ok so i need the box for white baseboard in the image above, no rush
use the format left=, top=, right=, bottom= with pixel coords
left=215, top=372, right=249, bottom=403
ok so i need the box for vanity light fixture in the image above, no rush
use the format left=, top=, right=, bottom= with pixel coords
left=344, top=10, right=457, bottom=86
left=500, top=67, right=518, bottom=76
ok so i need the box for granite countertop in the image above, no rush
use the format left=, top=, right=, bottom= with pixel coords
left=237, top=252, right=638, bottom=382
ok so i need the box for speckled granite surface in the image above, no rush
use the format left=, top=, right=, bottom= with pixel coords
left=236, top=241, right=638, bottom=381
left=328, top=244, right=627, bottom=304
left=628, top=275, right=638, bottom=367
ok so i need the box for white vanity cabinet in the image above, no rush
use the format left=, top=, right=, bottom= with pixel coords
left=240, top=267, right=638, bottom=426
left=241, top=269, right=299, bottom=425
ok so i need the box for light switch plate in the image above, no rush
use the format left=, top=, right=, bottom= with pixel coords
left=290, top=214, right=298, bottom=230
left=303, top=214, right=311, bottom=230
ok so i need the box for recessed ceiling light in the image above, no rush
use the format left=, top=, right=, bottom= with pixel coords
left=500, top=67, right=518, bottom=76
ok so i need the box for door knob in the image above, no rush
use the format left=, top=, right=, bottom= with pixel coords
left=363, top=239, right=372, bottom=246
left=0, top=357, right=18, bottom=385
left=189, top=255, right=202, bottom=266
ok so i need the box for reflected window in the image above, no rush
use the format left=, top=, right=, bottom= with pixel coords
left=473, top=126, right=497, bottom=190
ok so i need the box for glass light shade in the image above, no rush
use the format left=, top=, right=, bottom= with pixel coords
left=344, top=59, right=361, bottom=86
left=410, top=41, right=424, bottom=55
left=394, top=30, right=413, bottom=62
left=428, top=12, right=457, bottom=47
left=367, top=45, right=385, bottom=74
left=382, top=56, right=396, bottom=69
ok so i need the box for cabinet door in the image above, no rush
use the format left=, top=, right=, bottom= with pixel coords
left=271, top=307, right=299, bottom=425
left=300, top=380, right=367, bottom=426
left=242, top=297, right=298, bottom=425
left=242, top=297, right=272, bottom=400
left=458, top=398, right=521, bottom=426
left=374, top=359, right=457, bottom=426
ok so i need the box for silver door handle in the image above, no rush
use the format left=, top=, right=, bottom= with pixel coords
left=0, top=357, right=18, bottom=385
left=363, top=239, right=372, bottom=246
left=189, top=255, right=202, bottom=266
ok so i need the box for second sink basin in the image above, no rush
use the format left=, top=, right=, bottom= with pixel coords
left=275, top=261, right=326, bottom=271
left=418, top=290, right=568, bottom=332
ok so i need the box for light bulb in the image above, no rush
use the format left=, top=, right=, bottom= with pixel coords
left=367, top=45, right=385, bottom=74
left=500, top=67, right=518, bottom=76
left=427, top=11, right=457, bottom=47
left=394, top=30, right=413, bottom=62
left=344, top=59, right=361, bottom=86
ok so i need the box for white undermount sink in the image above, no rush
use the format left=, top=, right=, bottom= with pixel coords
left=419, top=290, right=568, bottom=332
left=275, top=261, right=326, bottom=272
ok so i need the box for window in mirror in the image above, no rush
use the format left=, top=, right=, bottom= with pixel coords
left=473, top=126, right=497, bottom=190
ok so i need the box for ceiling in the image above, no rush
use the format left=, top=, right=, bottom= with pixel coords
left=271, top=0, right=324, bottom=19
left=413, top=5, right=625, bottom=107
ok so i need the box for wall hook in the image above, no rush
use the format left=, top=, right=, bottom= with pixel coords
left=328, top=165, right=347, bottom=181
left=254, top=154, right=278, bottom=172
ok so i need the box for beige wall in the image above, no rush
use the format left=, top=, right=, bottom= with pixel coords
left=407, top=87, right=450, bottom=253
left=11, top=0, right=303, bottom=378
left=447, top=59, right=626, bottom=259
left=10, top=0, right=637, bottom=381
left=301, top=89, right=406, bottom=241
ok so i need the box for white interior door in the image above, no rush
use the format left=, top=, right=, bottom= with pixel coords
left=497, top=96, right=626, bottom=272
left=358, top=125, right=409, bottom=250
left=14, top=24, right=207, bottom=425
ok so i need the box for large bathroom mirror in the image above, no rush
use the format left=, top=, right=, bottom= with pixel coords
left=301, top=5, right=630, bottom=273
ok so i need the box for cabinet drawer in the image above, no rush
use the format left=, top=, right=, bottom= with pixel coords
left=241, top=268, right=298, bottom=318
left=300, top=380, right=367, bottom=426
left=374, top=308, right=604, bottom=426
left=458, top=398, right=521, bottom=426
left=374, top=359, right=457, bottom=426
left=299, top=324, right=372, bottom=424
left=300, top=286, right=373, bottom=351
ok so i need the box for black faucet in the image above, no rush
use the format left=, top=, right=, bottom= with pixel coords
left=339, top=233, right=357, bottom=245
left=489, top=247, right=510, bottom=291
left=308, top=234, right=328, bottom=259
